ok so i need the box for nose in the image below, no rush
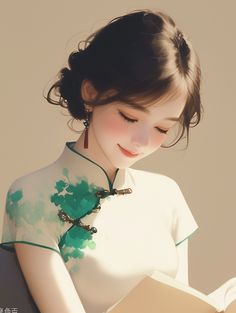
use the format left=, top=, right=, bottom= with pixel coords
left=130, top=129, right=149, bottom=148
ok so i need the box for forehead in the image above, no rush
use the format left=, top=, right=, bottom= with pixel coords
left=124, top=91, right=187, bottom=120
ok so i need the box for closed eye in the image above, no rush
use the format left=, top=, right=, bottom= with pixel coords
left=118, top=111, right=169, bottom=134
left=118, top=111, right=137, bottom=123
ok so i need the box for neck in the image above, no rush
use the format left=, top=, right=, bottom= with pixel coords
left=73, top=129, right=118, bottom=184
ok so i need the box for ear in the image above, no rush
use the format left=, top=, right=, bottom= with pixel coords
left=81, top=79, right=118, bottom=111
left=81, top=79, right=98, bottom=110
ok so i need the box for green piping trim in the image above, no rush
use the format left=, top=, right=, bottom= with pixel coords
left=0, top=241, right=61, bottom=256
left=175, top=227, right=199, bottom=246
left=66, top=141, right=119, bottom=191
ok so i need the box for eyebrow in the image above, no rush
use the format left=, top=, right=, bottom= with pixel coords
left=123, top=103, right=181, bottom=121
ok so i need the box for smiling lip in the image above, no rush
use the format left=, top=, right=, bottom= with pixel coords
left=118, top=144, right=139, bottom=157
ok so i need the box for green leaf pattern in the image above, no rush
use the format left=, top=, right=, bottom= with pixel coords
left=5, top=167, right=105, bottom=269
left=50, top=168, right=104, bottom=263
left=6, top=189, right=45, bottom=227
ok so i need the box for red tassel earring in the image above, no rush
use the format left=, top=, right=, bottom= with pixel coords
left=83, top=108, right=90, bottom=149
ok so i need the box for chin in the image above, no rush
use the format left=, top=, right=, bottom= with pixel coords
left=109, top=155, right=140, bottom=169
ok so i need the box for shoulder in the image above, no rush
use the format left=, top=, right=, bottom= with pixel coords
left=7, top=161, right=58, bottom=201
left=5, top=162, right=65, bottom=228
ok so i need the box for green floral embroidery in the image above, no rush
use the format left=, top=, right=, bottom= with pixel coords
left=6, top=189, right=45, bottom=227
left=5, top=167, right=107, bottom=268
left=6, top=189, right=23, bottom=220
left=50, top=168, right=104, bottom=263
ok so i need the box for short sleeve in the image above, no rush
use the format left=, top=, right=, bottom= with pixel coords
left=0, top=179, right=62, bottom=256
left=170, top=180, right=199, bottom=246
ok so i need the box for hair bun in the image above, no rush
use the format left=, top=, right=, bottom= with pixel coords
left=59, top=68, right=80, bottom=103
left=68, top=50, right=86, bottom=72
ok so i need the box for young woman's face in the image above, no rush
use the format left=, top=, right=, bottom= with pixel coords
left=89, top=93, right=186, bottom=169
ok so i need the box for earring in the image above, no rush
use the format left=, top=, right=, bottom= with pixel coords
left=83, top=108, right=90, bottom=149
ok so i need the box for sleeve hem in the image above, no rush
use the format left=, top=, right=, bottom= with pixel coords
left=0, top=241, right=61, bottom=256
left=175, top=227, right=199, bottom=246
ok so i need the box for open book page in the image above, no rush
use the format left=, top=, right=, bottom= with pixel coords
left=106, top=270, right=223, bottom=313
left=150, top=270, right=221, bottom=310
left=207, top=277, right=236, bottom=312
left=225, top=299, right=236, bottom=313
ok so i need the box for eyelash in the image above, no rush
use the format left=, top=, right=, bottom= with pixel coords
left=118, top=111, right=169, bottom=134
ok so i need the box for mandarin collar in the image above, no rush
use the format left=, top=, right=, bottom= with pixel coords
left=55, top=141, right=131, bottom=194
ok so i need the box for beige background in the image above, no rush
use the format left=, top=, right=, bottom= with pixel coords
left=0, top=1, right=235, bottom=295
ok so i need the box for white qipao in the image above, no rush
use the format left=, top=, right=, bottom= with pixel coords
left=0, top=141, right=199, bottom=313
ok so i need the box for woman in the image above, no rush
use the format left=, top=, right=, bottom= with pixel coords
left=0, top=8, right=201, bottom=313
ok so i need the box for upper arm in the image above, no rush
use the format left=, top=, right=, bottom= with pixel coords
left=15, top=243, right=86, bottom=313
left=175, top=239, right=189, bottom=285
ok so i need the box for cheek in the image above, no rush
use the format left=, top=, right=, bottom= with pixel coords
left=100, top=114, right=127, bottom=136
left=150, top=133, right=167, bottom=147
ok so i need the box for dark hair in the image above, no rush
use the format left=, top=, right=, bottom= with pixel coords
left=44, top=8, right=203, bottom=148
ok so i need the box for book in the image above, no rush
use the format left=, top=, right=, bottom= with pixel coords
left=106, top=270, right=236, bottom=313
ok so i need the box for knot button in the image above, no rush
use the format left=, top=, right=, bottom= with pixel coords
left=112, top=188, right=132, bottom=195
